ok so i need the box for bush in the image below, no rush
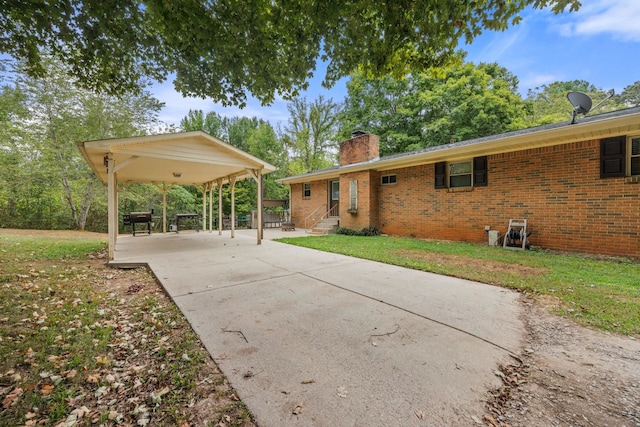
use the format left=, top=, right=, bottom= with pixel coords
left=336, top=226, right=380, bottom=236
left=360, top=226, right=381, bottom=236
left=335, top=227, right=359, bottom=235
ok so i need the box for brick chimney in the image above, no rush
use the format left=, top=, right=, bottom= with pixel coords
left=339, top=131, right=379, bottom=166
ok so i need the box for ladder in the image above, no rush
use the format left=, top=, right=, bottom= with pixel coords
left=503, top=219, right=528, bottom=250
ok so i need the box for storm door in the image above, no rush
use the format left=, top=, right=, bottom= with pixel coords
left=329, top=180, right=339, bottom=216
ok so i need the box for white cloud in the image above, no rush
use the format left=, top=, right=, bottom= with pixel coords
left=552, top=0, right=640, bottom=41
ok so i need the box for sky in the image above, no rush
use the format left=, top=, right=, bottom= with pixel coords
left=153, top=0, right=640, bottom=130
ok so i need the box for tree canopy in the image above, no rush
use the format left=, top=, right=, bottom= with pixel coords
left=0, top=59, right=163, bottom=231
left=1, top=0, right=581, bottom=106
left=524, top=80, right=623, bottom=125
left=339, top=58, right=528, bottom=155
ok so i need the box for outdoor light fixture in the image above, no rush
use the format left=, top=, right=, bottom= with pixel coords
left=172, top=172, right=182, bottom=178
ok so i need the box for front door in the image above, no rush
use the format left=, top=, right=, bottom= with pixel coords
left=329, top=180, right=339, bottom=216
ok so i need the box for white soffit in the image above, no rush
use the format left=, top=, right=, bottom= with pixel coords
left=78, top=131, right=277, bottom=185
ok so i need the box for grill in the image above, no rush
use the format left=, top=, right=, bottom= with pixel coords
left=123, top=211, right=152, bottom=236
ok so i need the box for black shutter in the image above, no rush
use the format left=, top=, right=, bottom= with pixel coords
left=600, top=136, right=626, bottom=178
left=473, top=156, right=488, bottom=186
left=435, top=162, right=446, bottom=188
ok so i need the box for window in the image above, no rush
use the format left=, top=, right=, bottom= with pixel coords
left=600, top=135, right=640, bottom=178
left=435, top=156, right=488, bottom=189
left=349, top=180, right=358, bottom=211
left=449, top=161, right=472, bottom=187
left=331, top=181, right=339, bottom=200
left=631, top=136, right=640, bottom=176
left=303, top=183, right=311, bottom=199
left=381, top=174, right=397, bottom=185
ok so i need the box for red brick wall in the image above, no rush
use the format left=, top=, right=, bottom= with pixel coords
left=338, top=171, right=380, bottom=229
left=339, top=134, right=380, bottom=166
left=289, top=180, right=330, bottom=227
left=377, top=139, right=640, bottom=258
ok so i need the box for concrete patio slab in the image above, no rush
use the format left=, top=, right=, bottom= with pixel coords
left=112, top=229, right=525, bottom=426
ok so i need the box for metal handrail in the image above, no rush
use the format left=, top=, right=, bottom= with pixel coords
left=305, top=204, right=339, bottom=233
left=303, top=204, right=326, bottom=231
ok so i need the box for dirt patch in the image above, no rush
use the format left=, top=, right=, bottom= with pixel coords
left=394, top=249, right=547, bottom=276
left=483, top=294, right=640, bottom=427
left=0, top=228, right=107, bottom=239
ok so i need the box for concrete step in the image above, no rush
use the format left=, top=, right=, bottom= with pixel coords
left=307, top=217, right=339, bottom=234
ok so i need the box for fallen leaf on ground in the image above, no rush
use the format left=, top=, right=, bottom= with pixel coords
left=41, top=384, right=54, bottom=395
left=2, top=387, right=23, bottom=408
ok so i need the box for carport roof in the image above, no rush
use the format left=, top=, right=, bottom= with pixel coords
left=77, top=130, right=277, bottom=186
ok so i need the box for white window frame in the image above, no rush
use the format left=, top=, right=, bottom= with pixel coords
left=449, top=160, right=473, bottom=188
left=381, top=174, right=397, bottom=185
left=630, top=135, right=640, bottom=176
left=349, top=180, right=358, bottom=211
left=302, top=182, right=311, bottom=199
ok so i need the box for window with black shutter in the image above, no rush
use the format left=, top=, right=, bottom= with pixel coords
left=600, top=136, right=626, bottom=178
left=473, top=156, right=488, bottom=186
left=435, top=157, right=489, bottom=189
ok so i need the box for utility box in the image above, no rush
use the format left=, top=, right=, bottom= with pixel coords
left=488, top=230, right=500, bottom=246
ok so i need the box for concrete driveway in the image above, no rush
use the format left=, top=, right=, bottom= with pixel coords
left=112, top=229, right=524, bottom=426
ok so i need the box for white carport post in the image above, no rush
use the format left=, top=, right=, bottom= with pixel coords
left=106, top=154, right=116, bottom=260
left=228, top=175, right=237, bottom=238
left=208, top=181, right=214, bottom=232
left=246, top=168, right=263, bottom=245
left=201, top=185, right=207, bottom=231
left=217, top=178, right=223, bottom=235
left=154, top=183, right=173, bottom=233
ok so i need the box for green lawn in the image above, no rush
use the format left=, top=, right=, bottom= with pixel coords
left=0, top=231, right=253, bottom=426
left=276, top=235, right=640, bottom=336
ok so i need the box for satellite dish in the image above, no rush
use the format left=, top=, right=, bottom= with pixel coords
left=567, top=91, right=592, bottom=124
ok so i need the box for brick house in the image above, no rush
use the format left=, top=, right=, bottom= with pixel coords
left=279, top=107, right=640, bottom=258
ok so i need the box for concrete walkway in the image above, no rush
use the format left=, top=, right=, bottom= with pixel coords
left=112, top=229, right=525, bottom=426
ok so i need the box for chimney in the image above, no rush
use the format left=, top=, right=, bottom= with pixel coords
left=339, top=132, right=379, bottom=166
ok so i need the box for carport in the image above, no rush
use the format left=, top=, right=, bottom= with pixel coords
left=77, top=131, right=277, bottom=259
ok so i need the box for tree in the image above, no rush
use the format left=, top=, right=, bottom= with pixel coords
left=180, top=110, right=289, bottom=209
left=0, top=0, right=581, bottom=106
left=284, top=96, right=341, bottom=174
left=248, top=122, right=289, bottom=200
left=525, top=80, right=623, bottom=125
left=339, top=73, right=415, bottom=154
left=615, top=81, right=640, bottom=107
left=339, top=57, right=527, bottom=155
left=0, top=59, right=163, bottom=231
left=180, top=110, right=228, bottom=139
left=417, top=61, right=527, bottom=148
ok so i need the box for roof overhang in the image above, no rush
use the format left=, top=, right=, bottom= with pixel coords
left=78, top=130, right=277, bottom=186
left=279, top=108, right=640, bottom=185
